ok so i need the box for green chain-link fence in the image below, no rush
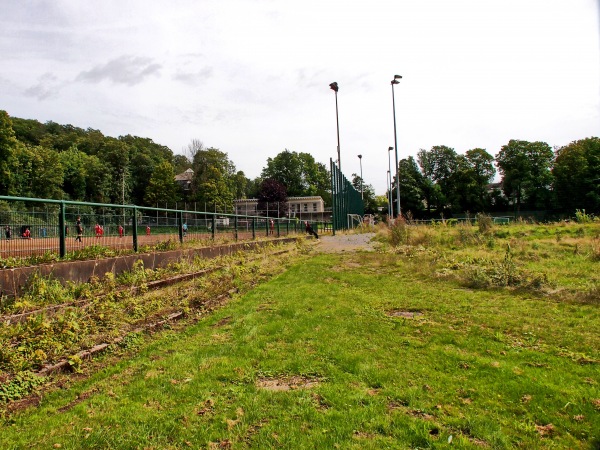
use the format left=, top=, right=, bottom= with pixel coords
left=0, top=195, right=306, bottom=259
left=330, top=158, right=364, bottom=233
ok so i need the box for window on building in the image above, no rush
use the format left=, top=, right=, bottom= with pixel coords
left=303, top=203, right=308, bottom=212
left=313, top=203, right=317, bottom=211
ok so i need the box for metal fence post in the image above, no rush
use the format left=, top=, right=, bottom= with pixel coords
left=59, top=201, right=66, bottom=257
left=211, top=214, right=216, bottom=240
left=234, top=215, right=238, bottom=241
left=252, top=217, right=256, bottom=240
left=178, top=210, right=183, bottom=243
left=132, top=206, right=138, bottom=252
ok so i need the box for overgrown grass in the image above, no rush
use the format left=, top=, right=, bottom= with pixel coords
left=0, top=233, right=598, bottom=448
left=0, top=242, right=300, bottom=400
left=375, top=220, right=600, bottom=304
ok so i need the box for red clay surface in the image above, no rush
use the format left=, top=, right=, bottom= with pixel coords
left=0, top=230, right=291, bottom=259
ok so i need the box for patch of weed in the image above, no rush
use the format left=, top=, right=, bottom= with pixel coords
left=0, top=372, right=45, bottom=403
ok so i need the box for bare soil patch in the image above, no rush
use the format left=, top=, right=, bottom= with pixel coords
left=213, top=316, right=233, bottom=327
left=256, top=376, right=320, bottom=391
left=387, top=310, right=424, bottom=318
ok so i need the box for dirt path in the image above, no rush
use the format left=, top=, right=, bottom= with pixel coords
left=315, top=232, right=377, bottom=253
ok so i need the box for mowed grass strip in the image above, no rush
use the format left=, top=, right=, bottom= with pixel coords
left=1, top=250, right=599, bottom=449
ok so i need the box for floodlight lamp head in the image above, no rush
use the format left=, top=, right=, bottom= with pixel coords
left=394, top=75, right=402, bottom=80
left=388, top=146, right=393, bottom=151
left=358, top=154, right=362, bottom=159
left=329, top=82, right=339, bottom=92
left=391, top=79, right=400, bottom=85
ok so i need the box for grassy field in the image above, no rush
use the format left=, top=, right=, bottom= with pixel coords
left=0, top=221, right=599, bottom=449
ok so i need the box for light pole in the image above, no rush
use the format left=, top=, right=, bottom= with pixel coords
left=329, top=82, right=341, bottom=170
left=391, top=75, right=402, bottom=218
left=387, top=169, right=392, bottom=219
left=388, top=146, right=394, bottom=218
left=357, top=154, right=363, bottom=199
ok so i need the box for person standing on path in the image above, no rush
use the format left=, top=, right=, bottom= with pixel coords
left=75, top=217, right=83, bottom=243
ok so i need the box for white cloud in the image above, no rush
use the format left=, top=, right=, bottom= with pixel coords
left=76, top=56, right=162, bottom=86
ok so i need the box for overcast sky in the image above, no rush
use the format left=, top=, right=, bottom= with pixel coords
left=2, top=0, right=599, bottom=194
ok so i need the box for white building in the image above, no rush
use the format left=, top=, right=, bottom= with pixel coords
left=234, top=196, right=326, bottom=219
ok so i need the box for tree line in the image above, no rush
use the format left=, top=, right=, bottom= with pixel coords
left=1, top=111, right=598, bottom=218
left=390, top=138, right=600, bottom=218
left=0, top=111, right=330, bottom=215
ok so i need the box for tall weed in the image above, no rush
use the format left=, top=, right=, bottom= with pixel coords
left=456, top=223, right=481, bottom=246
left=575, top=209, right=593, bottom=223
left=460, top=245, right=548, bottom=290
left=476, top=213, right=494, bottom=235
left=390, top=219, right=409, bottom=247
left=591, top=237, right=600, bottom=261
left=14, top=274, right=73, bottom=312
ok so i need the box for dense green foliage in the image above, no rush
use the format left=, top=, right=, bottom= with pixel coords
left=391, top=138, right=600, bottom=219
left=1, top=112, right=180, bottom=206
left=0, top=113, right=336, bottom=212
left=496, top=140, right=554, bottom=210
left=553, top=137, right=600, bottom=213
left=261, top=149, right=331, bottom=203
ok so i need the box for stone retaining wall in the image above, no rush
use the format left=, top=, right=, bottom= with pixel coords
left=0, top=237, right=298, bottom=298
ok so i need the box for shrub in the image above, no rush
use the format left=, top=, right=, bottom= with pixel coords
left=456, top=223, right=480, bottom=246
left=476, top=213, right=494, bottom=235
left=463, top=245, right=548, bottom=290
left=390, top=219, right=409, bottom=247
left=17, top=273, right=73, bottom=312
left=575, top=209, right=593, bottom=223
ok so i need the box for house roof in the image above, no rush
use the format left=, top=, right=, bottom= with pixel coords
left=174, top=168, right=194, bottom=181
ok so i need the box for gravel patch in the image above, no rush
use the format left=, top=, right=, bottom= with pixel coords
left=315, top=233, right=377, bottom=253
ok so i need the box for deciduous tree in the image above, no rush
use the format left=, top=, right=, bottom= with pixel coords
left=417, top=146, right=459, bottom=213
left=145, top=160, right=181, bottom=206
left=261, top=150, right=330, bottom=200
left=0, top=110, right=20, bottom=195
left=257, top=178, right=288, bottom=217
left=14, top=145, right=64, bottom=199
left=397, top=156, right=425, bottom=216
left=496, top=140, right=553, bottom=210
left=451, top=148, right=495, bottom=213
left=553, top=137, right=600, bottom=213
left=191, top=147, right=236, bottom=212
